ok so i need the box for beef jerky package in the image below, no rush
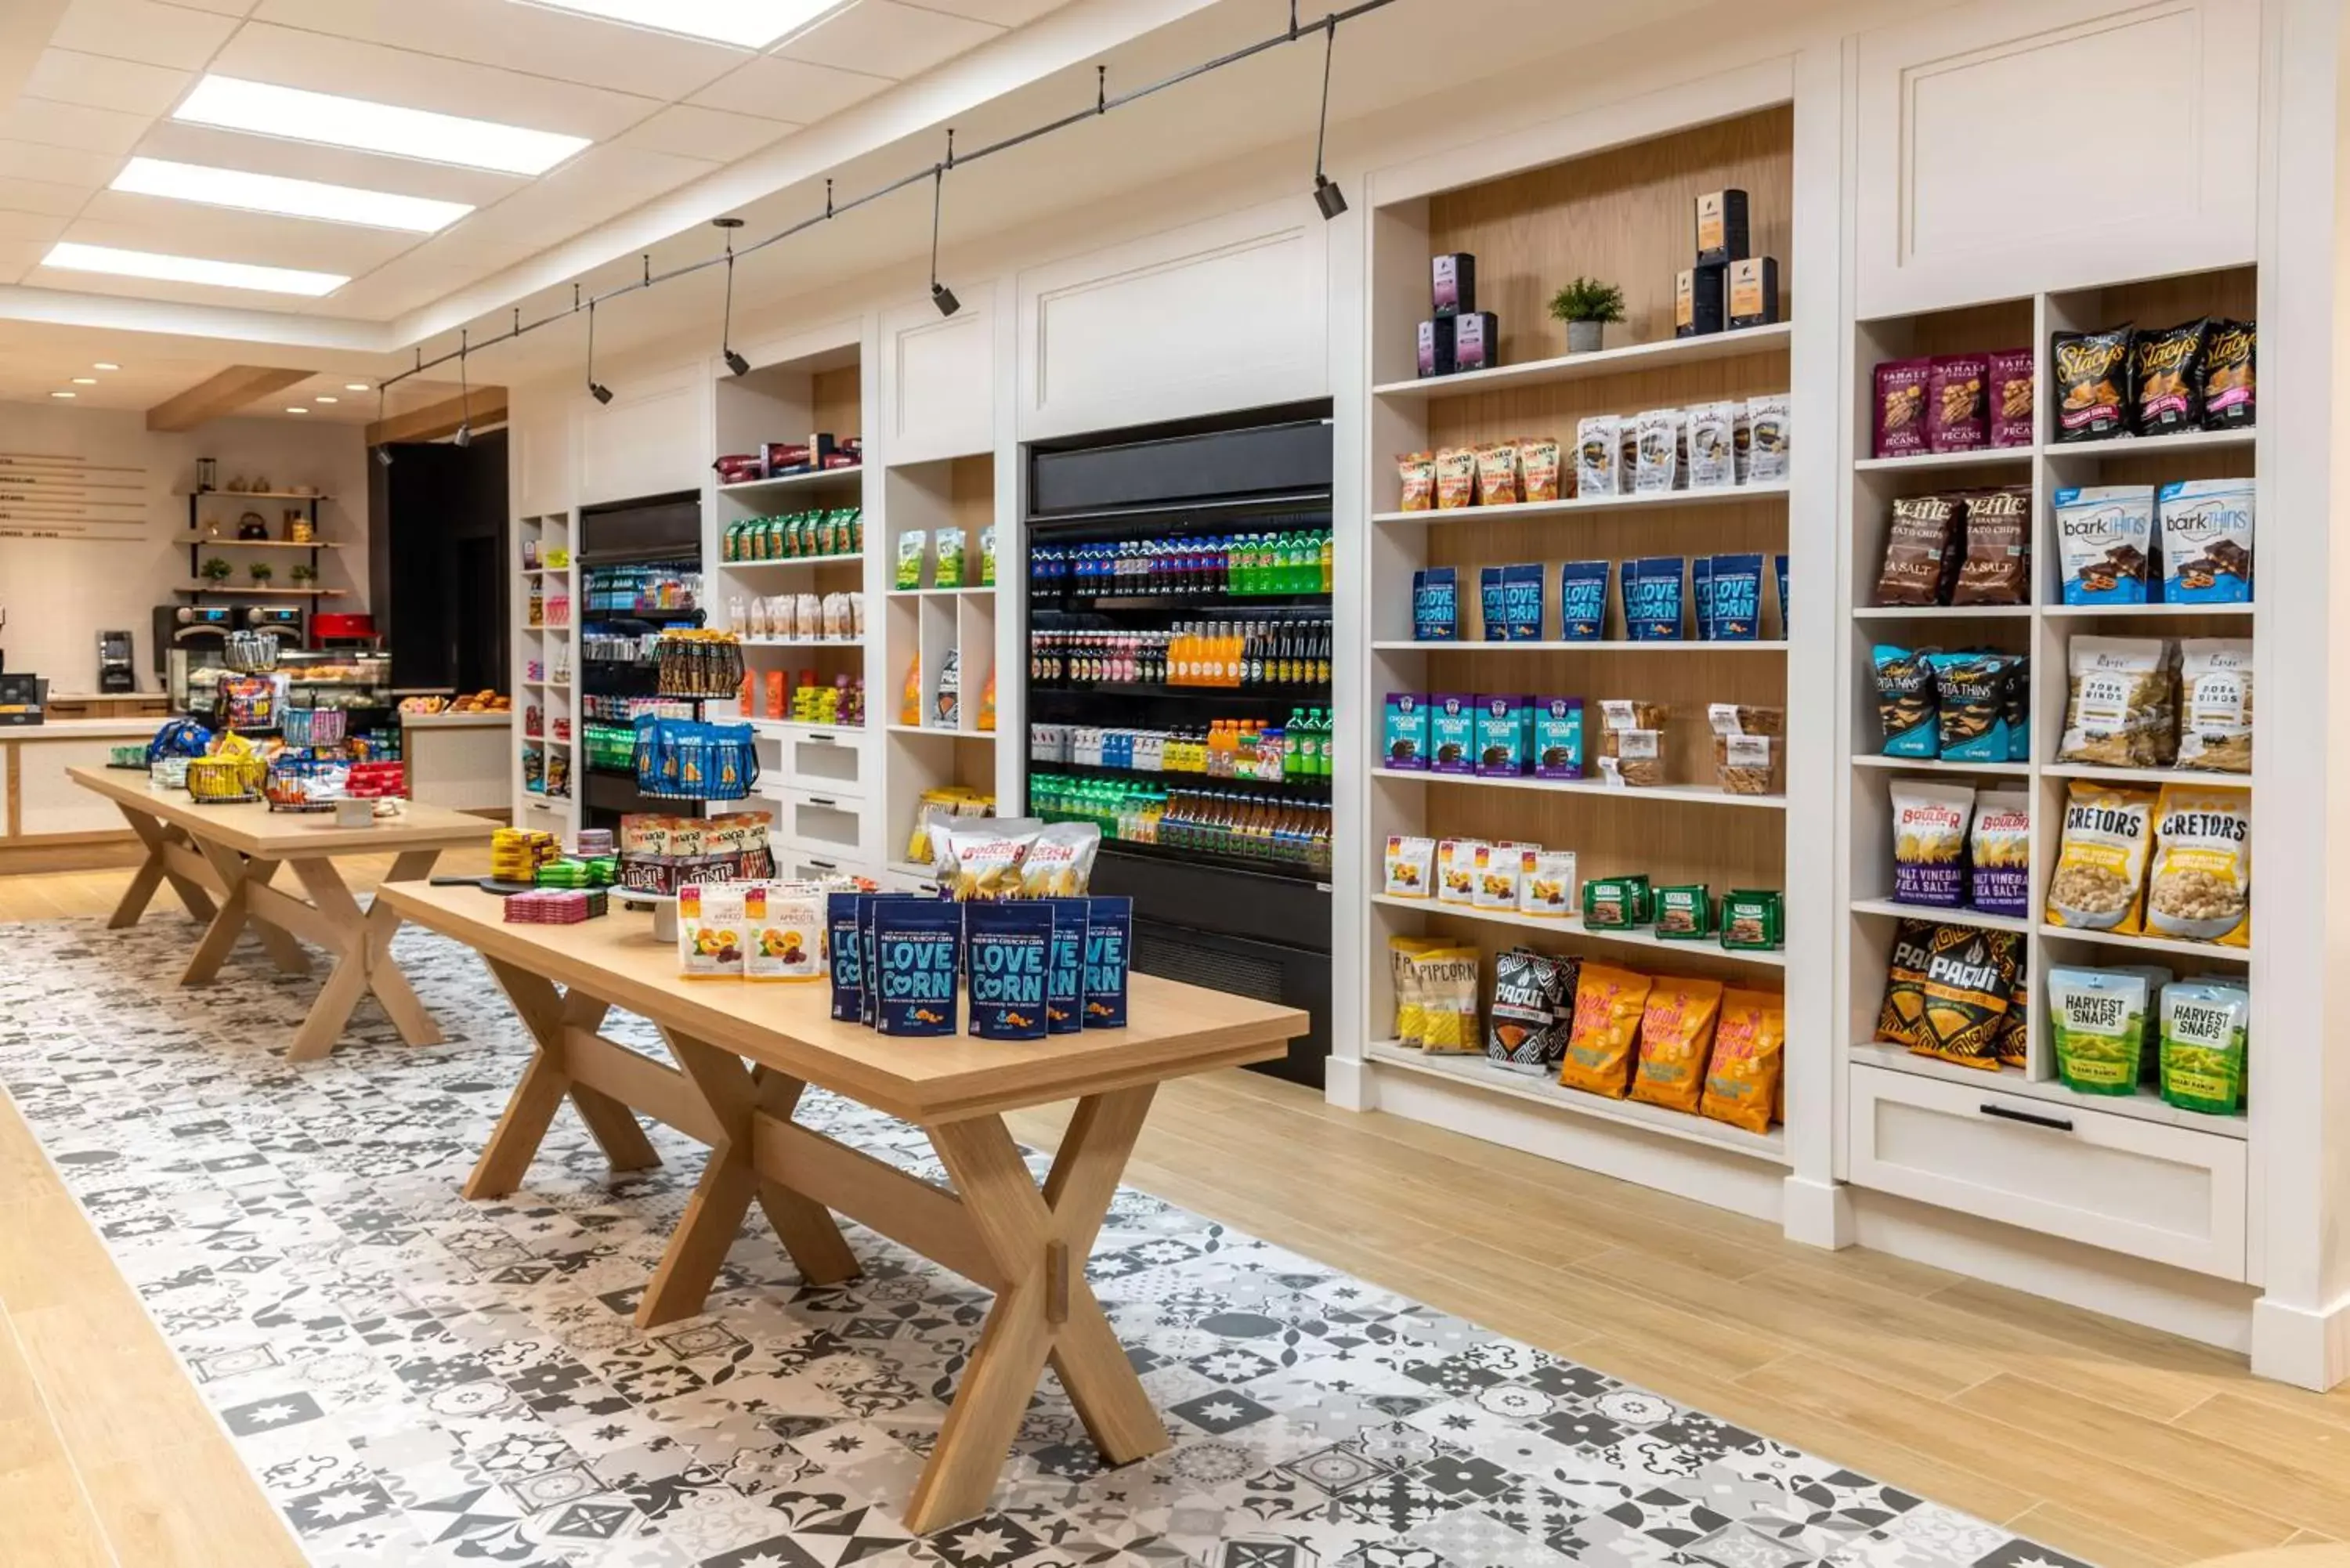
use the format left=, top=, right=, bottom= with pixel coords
left=1926, top=354, right=1989, bottom=453
left=1874, top=359, right=1930, bottom=458
left=1487, top=948, right=1577, bottom=1075
left=1987, top=348, right=2034, bottom=447
left=2203, top=319, right=2256, bottom=430
left=1875, top=493, right=1965, bottom=605
left=2132, top=319, right=2209, bottom=436
left=2052, top=324, right=2134, bottom=443
left=1950, top=485, right=2031, bottom=605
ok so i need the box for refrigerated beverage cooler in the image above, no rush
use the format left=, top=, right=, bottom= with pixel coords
left=1025, top=411, right=1335, bottom=1086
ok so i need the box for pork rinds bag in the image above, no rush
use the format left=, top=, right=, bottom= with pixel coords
left=1629, top=977, right=1726, bottom=1113
left=1556, top=962, right=1652, bottom=1098
left=1701, top=988, right=1786, bottom=1133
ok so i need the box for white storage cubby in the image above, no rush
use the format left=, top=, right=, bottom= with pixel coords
left=512, top=510, right=577, bottom=827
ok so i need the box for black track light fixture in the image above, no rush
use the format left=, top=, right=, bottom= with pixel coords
left=452, top=329, right=472, bottom=448
left=714, top=216, right=750, bottom=376
left=584, top=295, right=613, bottom=405
left=374, top=385, right=393, bottom=467
left=929, top=132, right=960, bottom=317
left=1310, top=16, right=1346, bottom=221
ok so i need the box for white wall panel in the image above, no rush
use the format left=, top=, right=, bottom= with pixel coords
left=1855, top=0, right=2257, bottom=317
left=882, top=294, right=993, bottom=463
left=1018, top=200, right=1327, bottom=441
left=575, top=367, right=707, bottom=505
left=513, top=399, right=573, bottom=517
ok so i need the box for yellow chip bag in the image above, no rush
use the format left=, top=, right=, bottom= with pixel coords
left=1701, top=988, right=1787, bottom=1133
left=2145, top=783, right=2251, bottom=946
left=1414, top=947, right=1481, bottom=1054
left=1387, top=936, right=1441, bottom=1046
left=2046, top=782, right=2157, bottom=934
left=1557, top=963, right=1652, bottom=1098
left=1629, top=977, right=1726, bottom=1113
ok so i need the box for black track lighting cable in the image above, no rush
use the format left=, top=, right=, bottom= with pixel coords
left=379, top=0, right=1402, bottom=393
left=715, top=216, right=749, bottom=375
left=929, top=133, right=960, bottom=317
left=454, top=328, right=472, bottom=446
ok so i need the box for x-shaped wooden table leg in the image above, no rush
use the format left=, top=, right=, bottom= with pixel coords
left=182, top=837, right=312, bottom=985
left=466, top=956, right=666, bottom=1198
left=281, top=850, right=443, bottom=1059
left=106, top=803, right=219, bottom=929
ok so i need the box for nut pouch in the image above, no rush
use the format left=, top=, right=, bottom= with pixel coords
left=1556, top=962, right=1653, bottom=1098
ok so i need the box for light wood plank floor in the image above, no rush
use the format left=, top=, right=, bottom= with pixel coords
left=3, top=855, right=2348, bottom=1567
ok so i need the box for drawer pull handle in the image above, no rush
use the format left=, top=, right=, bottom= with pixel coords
left=1979, top=1104, right=2073, bottom=1133
left=806, top=857, right=837, bottom=870
left=808, top=796, right=839, bottom=807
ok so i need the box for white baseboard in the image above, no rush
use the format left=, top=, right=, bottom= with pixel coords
left=1324, top=1054, right=1375, bottom=1112
left=2252, top=1291, right=2350, bottom=1390
left=1781, top=1173, right=1854, bottom=1249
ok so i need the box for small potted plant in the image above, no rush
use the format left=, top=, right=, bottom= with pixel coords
left=200, top=556, right=233, bottom=583
left=1548, top=276, right=1626, bottom=355
left=289, top=563, right=317, bottom=588
left=248, top=562, right=274, bottom=586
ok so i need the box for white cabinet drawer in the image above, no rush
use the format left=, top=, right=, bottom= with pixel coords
left=773, top=727, right=872, bottom=799
left=1847, top=1064, right=2247, bottom=1281
left=764, top=786, right=868, bottom=862
left=779, top=849, right=874, bottom=883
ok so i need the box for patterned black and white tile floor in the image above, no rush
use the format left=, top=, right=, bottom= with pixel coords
left=0, top=916, right=2084, bottom=1568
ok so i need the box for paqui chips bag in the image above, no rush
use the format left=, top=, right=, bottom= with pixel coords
left=1629, top=977, right=1726, bottom=1114
left=1701, top=988, right=1787, bottom=1133
left=1488, top=949, right=1577, bottom=1075
left=2145, top=783, right=2251, bottom=945
left=2046, top=782, right=2157, bottom=934
left=1907, top=923, right=2022, bottom=1071
left=1556, top=963, right=1652, bottom=1098
left=1875, top=918, right=1936, bottom=1048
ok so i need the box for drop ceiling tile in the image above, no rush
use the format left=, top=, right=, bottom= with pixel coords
left=147, top=0, right=258, bottom=15
left=407, top=143, right=718, bottom=264
left=777, top=0, right=1000, bottom=76
left=900, top=0, right=1069, bottom=23
left=0, top=210, right=70, bottom=244
left=211, top=23, right=663, bottom=143
left=615, top=103, right=797, bottom=162
left=52, top=0, right=242, bottom=74
left=133, top=121, right=524, bottom=207
left=0, top=99, right=149, bottom=157
left=0, top=175, right=99, bottom=218
left=689, top=54, right=890, bottom=122
left=27, top=49, right=194, bottom=117
left=27, top=262, right=331, bottom=308
left=62, top=201, right=418, bottom=275
left=251, top=0, right=747, bottom=103
left=0, top=139, right=128, bottom=187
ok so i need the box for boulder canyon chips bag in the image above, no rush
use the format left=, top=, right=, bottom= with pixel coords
left=1969, top=789, right=2032, bottom=919
left=1629, top=977, right=1726, bottom=1113
left=1045, top=898, right=1090, bottom=1035
left=1701, top=989, right=1786, bottom=1133
left=2145, top=784, right=2251, bottom=945
left=966, top=901, right=1053, bottom=1040
left=1909, top=924, right=2022, bottom=1071
left=1557, top=963, right=1653, bottom=1098
left=1891, top=780, right=1975, bottom=908
left=2049, top=967, right=2149, bottom=1094
left=2047, top=782, right=2157, bottom=934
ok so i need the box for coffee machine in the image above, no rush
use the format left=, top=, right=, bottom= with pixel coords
left=97, top=630, right=135, bottom=693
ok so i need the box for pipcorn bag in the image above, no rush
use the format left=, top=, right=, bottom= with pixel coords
left=1487, top=948, right=1576, bottom=1075
left=1082, top=896, right=1133, bottom=1028
left=1044, top=898, right=1090, bottom=1035
left=2145, top=784, right=2251, bottom=946
left=1557, top=963, right=1653, bottom=1098
left=2160, top=981, right=2249, bottom=1115
left=2046, top=782, right=2157, bottom=934
left=1874, top=645, right=1937, bottom=757
left=1908, top=924, right=2021, bottom=1070
left=1388, top=934, right=1440, bottom=1046
left=1701, top=989, right=1785, bottom=1133
left=828, top=892, right=866, bottom=1021
left=1414, top=946, right=1480, bottom=1054
left=966, top=901, right=1053, bottom=1040
left=1019, top=822, right=1101, bottom=898
left=1875, top=918, right=1936, bottom=1048
left=2048, top=967, right=2149, bottom=1095
left=873, top=898, right=961, bottom=1036
left=1892, top=780, right=1974, bottom=908
left=1629, top=978, right=1726, bottom=1113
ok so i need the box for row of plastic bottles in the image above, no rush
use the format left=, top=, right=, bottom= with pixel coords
left=1029, top=775, right=1334, bottom=872
left=1034, top=710, right=1332, bottom=782
left=1032, top=532, right=1334, bottom=598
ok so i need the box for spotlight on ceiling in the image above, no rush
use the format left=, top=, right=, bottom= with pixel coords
left=375, top=446, right=393, bottom=468
left=1309, top=18, right=1346, bottom=222
left=714, top=216, right=751, bottom=377
left=927, top=141, right=960, bottom=319
left=585, top=300, right=613, bottom=406
left=454, top=423, right=472, bottom=447
left=1313, top=175, right=1347, bottom=221
left=591, top=381, right=613, bottom=406
left=931, top=282, right=960, bottom=318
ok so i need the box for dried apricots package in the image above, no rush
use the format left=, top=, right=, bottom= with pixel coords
left=1556, top=963, right=1652, bottom=1098
left=1629, top=977, right=1726, bottom=1114
left=1701, top=988, right=1787, bottom=1133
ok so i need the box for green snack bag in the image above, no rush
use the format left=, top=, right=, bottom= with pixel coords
left=936, top=526, right=967, bottom=589
left=1654, top=885, right=1712, bottom=940
left=980, top=525, right=996, bottom=586
left=843, top=508, right=864, bottom=553
left=1583, top=876, right=1649, bottom=930
left=1719, top=889, right=1784, bottom=950
left=2048, top=967, right=2149, bottom=1094
left=896, top=530, right=927, bottom=590
left=2160, top=982, right=2248, bottom=1115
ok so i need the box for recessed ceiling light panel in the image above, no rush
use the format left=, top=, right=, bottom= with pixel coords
left=92, top=361, right=118, bottom=370
left=315, top=396, right=338, bottom=403
left=287, top=406, right=309, bottom=414
left=111, top=157, right=474, bottom=233
left=71, top=377, right=96, bottom=384
left=345, top=383, right=369, bottom=391
left=511, top=0, right=847, bottom=49
left=42, top=240, right=347, bottom=297
left=174, top=75, right=591, bottom=176
left=50, top=391, right=75, bottom=399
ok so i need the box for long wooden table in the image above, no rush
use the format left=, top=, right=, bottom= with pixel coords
left=375, top=878, right=1307, bottom=1534
left=68, top=767, right=498, bottom=1059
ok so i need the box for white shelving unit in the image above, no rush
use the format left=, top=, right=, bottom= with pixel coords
left=512, top=511, right=577, bottom=822
left=1839, top=266, right=2259, bottom=1284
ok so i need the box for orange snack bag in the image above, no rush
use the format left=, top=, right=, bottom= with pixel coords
left=979, top=667, right=996, bottom=732
left=1556, top=963, right=1652, bottom=1098
left=765, top=670, right=786, bottom=719
left=900, top=655, right=922, bottom=726
left=1701, top=988, right=1788, bottom=1133
left=1629, top=977, right=1726, bottom=1113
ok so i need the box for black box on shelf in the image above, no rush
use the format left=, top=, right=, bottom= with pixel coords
left=1675, top=263, right=1727, bottom=338
left=1432, top=253, right=1477, bottom=317
left=1695, top=188, right=1750, bottom=266
left=1417, top=318, right=1457, bottom=378
left=1452, top=312, right=1500, bottom=372
left=1727, top=256, right=1780, bottom=329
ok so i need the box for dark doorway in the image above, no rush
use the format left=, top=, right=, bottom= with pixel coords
left=368, top=428, right=508, bottom=693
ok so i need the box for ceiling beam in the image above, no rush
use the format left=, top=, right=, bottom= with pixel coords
left=146, top=367, right=316, bottom=432
left=366, top=388, right=508, bottom=446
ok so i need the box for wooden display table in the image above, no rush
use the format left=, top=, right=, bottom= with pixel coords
left=67, top=768, right=497, bottom=1059
left=374, top=878, right=1307, bottom=1533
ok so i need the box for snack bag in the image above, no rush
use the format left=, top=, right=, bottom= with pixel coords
left=1397, top=452, right=1437, bottom=511
left=873, top=898, right=961, bottom=1036
left=1474, top=442, right=1522, bottom=507
left=979, top=526, right=996, bottom=587
left=1909, top=925, right=2022, bottom=1070
left=1473, top=843, right=1522, bottom=910
left=828, top=892, right=866, bottom=1021
left=1701, top=989, right=1786, bottom=1132
left=938, top=817, right=1043, bottom=901
left=1436, top=837, right=1484, bottom=906
left=1519, top=850, right=1577, bottom=918
left=2176, top=640, right=2253, bottom=774
left=1434, top=446, right=1477, bottom=509
left=1629, top=978, right=1726, bottom=1113
left=1082, top=896, right=1133, bottom=1028
left=1875, top=918, right=1936, bottom=1048
left=2145, top=784, right=2251, bottom=945
left=935, top=526, right=967, bottom=589
left=744, top=883, right=824, bottom=982
left=1892, top=780, right=1975, bottom=908
left=1930, top=652, right=2012, bottom=761
left=1384, top=835, right=1436, bottom=898
left=2052, top=325, right=2134, bottom=443
left=2047, top=782, right=2157, bottom=934
left=1874, top=645, right=1937, bottom=757
left=1969, top=788, right=2031, bottom=919
left=967, top=901, right=1053, bottom=1040
left=901, top=655, right=922, bottom=726
left=2160, top=982, right=2249, bottom=1115
left=1020, top=822, right=1102, bottom=898
left=895, top=530, right=928, bottom=590
left=1388, top=934, right=1441, bottom=1046
left=2049, top=967, right=2149, bottom=1094
left=1557, top=963, right=1654, bottom=1098
left=1487, top=948, right=1575, bottom=1074
left=1519, top=436, right=1562, bottom=504
left=1045, top=899, right=1091, bottom=1035
left=1415, top=947, right=1481, bottom=1054
left=678, top=882, right=747, bottom=979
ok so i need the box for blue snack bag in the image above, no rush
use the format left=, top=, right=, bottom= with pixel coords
left=967, top=902, right=1053, bottom=1040
left=1558, top=561, right=1610, bottom=640
left=1412, top=567, right=1459, bottom=641
left=1709, top=553, right=1765, bottom=641
left=859, top=894, right=880, bottom=1026
left=1873, top=645, right=1937, bottom=758
left=1083, top=896, right=1133, bottom=1029
left=873, top=898, right=961, bottom=1036
left=1692, top=556, right=1715, bottom=640
left=827, top=892, right=866, bottom=1022
left=1043, top=898, right=1090, bottom=1035
left=1928, top=652, right=2012, bottom=762
left=1622, top=557, right=1687, bottom=641
left=1775, top=555, right=1790, bottom=634
left=1502, top=563, right=1546, bottom=639
left=1480, top=566, right=1509, bottom=641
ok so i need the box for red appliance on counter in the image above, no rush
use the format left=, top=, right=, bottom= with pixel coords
left=310, top=612, right=379, bottom=649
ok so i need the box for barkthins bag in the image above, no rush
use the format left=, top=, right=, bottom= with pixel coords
left=1701, top=988, right=1785, bottom=1133
left=873, top=898, right=961, bottom=1037
left=1629, top=977, right=1726, bottom=1113
left=1044, top=898, right=1090, bottom=1035
left=1557, top=963, right=1653, bottom=1099
left=967, top=901, right=1053, bottom=1040
left=1083, top=895, right=1133, bottom=1028
left=827, top=892, right=866, bottom=1022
